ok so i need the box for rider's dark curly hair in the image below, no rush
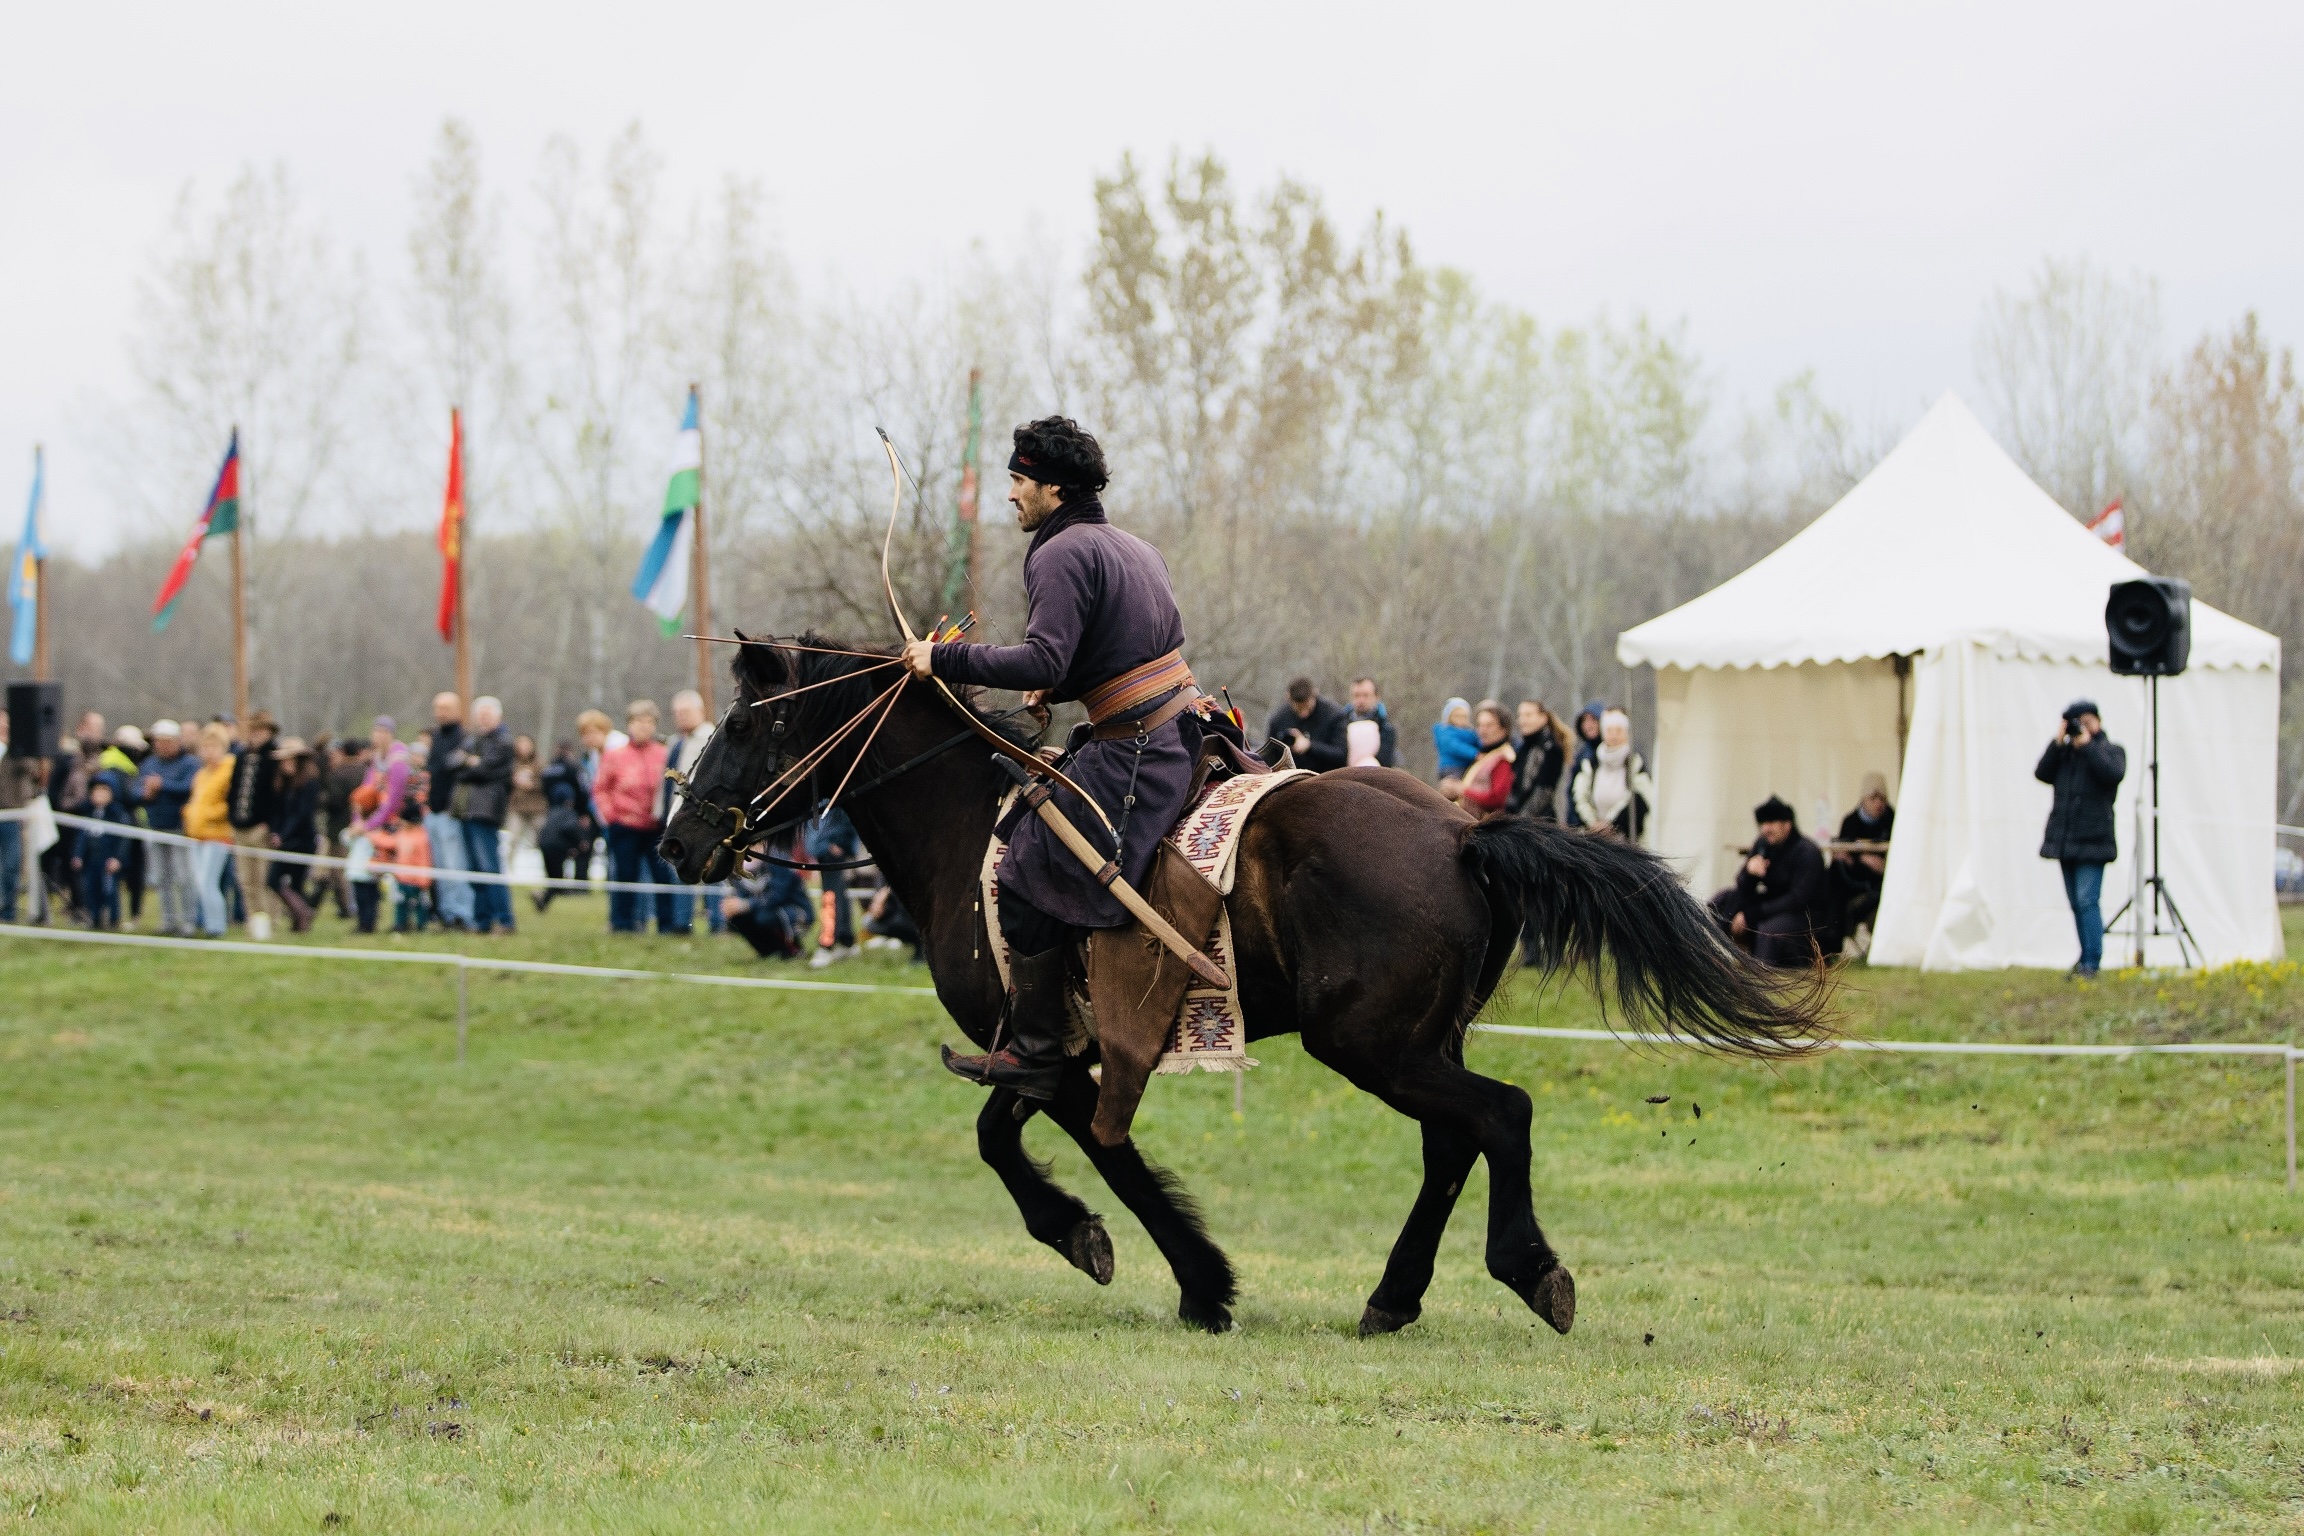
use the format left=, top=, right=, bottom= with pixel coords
left=1008, top=416, right=1109, bottom=498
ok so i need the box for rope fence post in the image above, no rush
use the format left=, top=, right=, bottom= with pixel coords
left=2287, top=1044, right=2296, bottom=1195
left=457, top=958, right=469, bottom=1065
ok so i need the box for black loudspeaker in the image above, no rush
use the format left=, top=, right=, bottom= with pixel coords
left=2107, top=577, right=2191, bottom=676
left=7, top=680, right=62, bottom=758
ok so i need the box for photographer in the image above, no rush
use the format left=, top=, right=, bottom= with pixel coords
left=2036, top=700, right=2126, bottom=977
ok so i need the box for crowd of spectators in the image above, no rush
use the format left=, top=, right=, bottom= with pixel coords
left=4, top=672, right=1909, bottom=976
left=0, top=694, right=916, bottom=969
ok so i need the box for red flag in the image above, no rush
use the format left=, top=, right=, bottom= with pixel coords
left=152, top=431, right=240, bottom=631
left=436, top=410, right=464, bottom=641
left=2087, top=498, right=2125, bottom=549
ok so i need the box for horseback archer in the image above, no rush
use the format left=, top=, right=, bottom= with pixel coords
left=901, top=416, right=1206, bottom=1101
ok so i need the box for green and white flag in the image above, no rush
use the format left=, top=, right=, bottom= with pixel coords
left=632, top=387, right=701, bottom=635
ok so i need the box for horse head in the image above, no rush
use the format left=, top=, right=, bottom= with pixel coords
left=656, top=633, right=899, bottom=886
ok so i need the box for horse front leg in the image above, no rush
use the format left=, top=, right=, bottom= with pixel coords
left=1037, top=1063, right=1239, bottom=1333
left=1358, top=1118, right=1481, bottom=1336
left=975, top=1085, right=1113, bottom=1285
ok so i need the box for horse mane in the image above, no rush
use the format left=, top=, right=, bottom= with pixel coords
left=735, top=630, right=1038, bottom=751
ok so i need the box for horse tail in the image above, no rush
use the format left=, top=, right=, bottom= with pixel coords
left=1459, top=816, right=1834, bottom=1057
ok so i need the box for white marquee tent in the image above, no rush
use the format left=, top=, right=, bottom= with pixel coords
left=1617, top=391, right=2283, bottom=970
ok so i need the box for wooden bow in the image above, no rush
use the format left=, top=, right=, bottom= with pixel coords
left=875, top=429, right=1114, bottom=834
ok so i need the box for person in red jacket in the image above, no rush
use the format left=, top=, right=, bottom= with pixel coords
left=1453, top=700, right=1518, bottom=816
left=593, top=700, right=674, bottom=933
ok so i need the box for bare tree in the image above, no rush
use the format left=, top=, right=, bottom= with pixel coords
left=1976, top=256, right=2161, bottom=519
left=112, top=163, right=367, bottom=723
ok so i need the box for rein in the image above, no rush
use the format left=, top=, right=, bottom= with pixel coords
left=677, top=639, right=1039, bottom=877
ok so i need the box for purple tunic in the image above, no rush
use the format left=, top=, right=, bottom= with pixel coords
left=931, top=496, right=1196, bottom=929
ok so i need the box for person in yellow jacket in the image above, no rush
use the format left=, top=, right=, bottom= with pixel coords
left=182, top=722, right=236, bottom=936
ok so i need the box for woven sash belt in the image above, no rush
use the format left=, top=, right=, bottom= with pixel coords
left=1079, top=650, right=1196, bottom=728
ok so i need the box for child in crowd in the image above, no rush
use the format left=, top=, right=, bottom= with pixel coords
left=72, top=772, right=134, bottom=929
left=379, top=806, right=434, bottom=933
left=1432, top=697, right=1479, bottom=797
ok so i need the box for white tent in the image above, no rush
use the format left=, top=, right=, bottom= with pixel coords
left=1617, top=391, right=2283, bottom=970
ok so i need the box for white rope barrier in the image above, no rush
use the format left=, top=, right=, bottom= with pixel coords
left=2, top=926, right=2292, bottom=1191
left=0, top=805, right=764, bottom=896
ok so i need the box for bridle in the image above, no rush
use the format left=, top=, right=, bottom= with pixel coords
left=670, top=643, right=1021, bottom=875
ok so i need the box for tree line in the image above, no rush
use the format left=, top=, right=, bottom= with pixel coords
left=17, top=128, right=2302, bottom=805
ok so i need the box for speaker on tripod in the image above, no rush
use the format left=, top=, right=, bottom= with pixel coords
left=6, top=680, right=62, bottom=760
left=2107, top=577, right=2190, bottom=677
left=2102, top=577, right=2197, bottom=965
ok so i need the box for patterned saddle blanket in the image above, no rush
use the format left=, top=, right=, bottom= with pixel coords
left=979, top=767, right=1313, bottom=1073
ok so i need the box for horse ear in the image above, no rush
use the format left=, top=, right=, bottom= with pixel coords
left=731, top=633, right=789, bottom=692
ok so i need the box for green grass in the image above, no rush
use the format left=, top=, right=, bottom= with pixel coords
left=1, top=899, right=2301, bottom=1532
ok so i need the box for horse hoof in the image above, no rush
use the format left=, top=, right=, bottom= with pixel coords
left=1358, top=1303, right=1419, bottom=1337
left=1530, top=1266, right=1576, bottom=1335
left=1063, top=1218, right=1114, bottom=1285
left=1179, top=1296, right=1234, bottom=1334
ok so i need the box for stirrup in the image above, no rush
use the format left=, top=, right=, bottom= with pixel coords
left=940, top=1042, right=1060, bottom=1100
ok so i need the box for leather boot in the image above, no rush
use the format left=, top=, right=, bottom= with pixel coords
left=942, top=947, right=1070, bottom=1100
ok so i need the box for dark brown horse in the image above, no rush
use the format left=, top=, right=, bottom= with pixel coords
left=660, top=636, right=1828, bottom=1336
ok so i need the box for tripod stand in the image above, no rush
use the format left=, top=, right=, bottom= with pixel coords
left=2104, top=673, right=2201, bottom=968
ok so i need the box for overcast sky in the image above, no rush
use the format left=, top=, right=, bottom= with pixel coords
left=7, top=0, right=2301, bottom=556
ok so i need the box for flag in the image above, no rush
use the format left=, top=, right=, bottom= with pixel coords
left=436, top=408, right=465, bottom=642
left=152, top=431, right=240, bottom=631
left=631, top=387, right=700, bottom=636
left=2087, top=498, right=2124, bottom=549
left=8, top=447, right=43, bottom=666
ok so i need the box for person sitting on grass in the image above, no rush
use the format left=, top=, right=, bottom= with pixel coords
left=861, top=885, right=924, bottom=962
left=72, top=772, right=134, bottom=930
left=722, top=854, right=816, bottom=960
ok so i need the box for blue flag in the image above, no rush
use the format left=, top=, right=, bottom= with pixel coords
left=7, top=447, right=42, bottom=667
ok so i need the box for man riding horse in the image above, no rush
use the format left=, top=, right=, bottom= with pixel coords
left=900, top=415, right=1203, bottom=1101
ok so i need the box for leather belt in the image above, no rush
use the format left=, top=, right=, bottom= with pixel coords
left=1090, top=686, right=1204, bottom=741
left=1080, top=650, right=1194, bottom=725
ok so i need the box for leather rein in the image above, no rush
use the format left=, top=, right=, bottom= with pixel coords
left=672, top=648, right=1030, bottom=875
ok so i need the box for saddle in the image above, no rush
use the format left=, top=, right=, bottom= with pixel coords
left=979, top=734, right=1309, bottom=1145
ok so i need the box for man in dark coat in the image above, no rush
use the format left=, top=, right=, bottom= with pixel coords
left=2036, top=699, right=2125, bottom=976
left=1345, top=677, right=1399, bottom=768
left=1709, top=795, right=1834, bottom=968
left=450, top=695, right=518, bottom=935
left=904, top=415, right=1201, bottom=1099
left=226, top=709, right=285, bottom=938
left=1266, top=678, right=1350, bottom=771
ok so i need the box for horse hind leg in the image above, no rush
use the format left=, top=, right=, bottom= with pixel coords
left=1454, top=1066, right=1576, bottom=1334
left=975, top=1084, right=1113, bottom=1286
left=1359, top=1119, right=1480, bottom=1336
left=1340, top=1051, right=1575, bottom=1336
left=1040, top=1067, right=1239, bottom=1333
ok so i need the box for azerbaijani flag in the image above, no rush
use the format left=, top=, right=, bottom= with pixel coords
left=436, top=408, right=465, bottom=641
left=631, top=387, right=700, bottom=636
left=7, top=446, right=43, bottom=667
left=152, top=431, right=239, bottom=631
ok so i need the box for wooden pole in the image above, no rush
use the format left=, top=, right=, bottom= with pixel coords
left=28, top=443, right=49, bottom=680
left=689, top=383, right=714, bottom=713
left=31, top=556, right=49, bottom=680
left=229, top=424, right=250, bottom=723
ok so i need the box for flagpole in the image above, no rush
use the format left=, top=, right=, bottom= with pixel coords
left=229, top=423, right=250, bottom=723
left=688, top=383, right=714, bottom=713
left=30, top=443, right=49, bottom=681
left=452, top=408, right=472, bottom=706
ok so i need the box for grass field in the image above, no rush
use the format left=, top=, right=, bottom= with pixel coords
left=2, top=898, right=2302, bottom=1533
